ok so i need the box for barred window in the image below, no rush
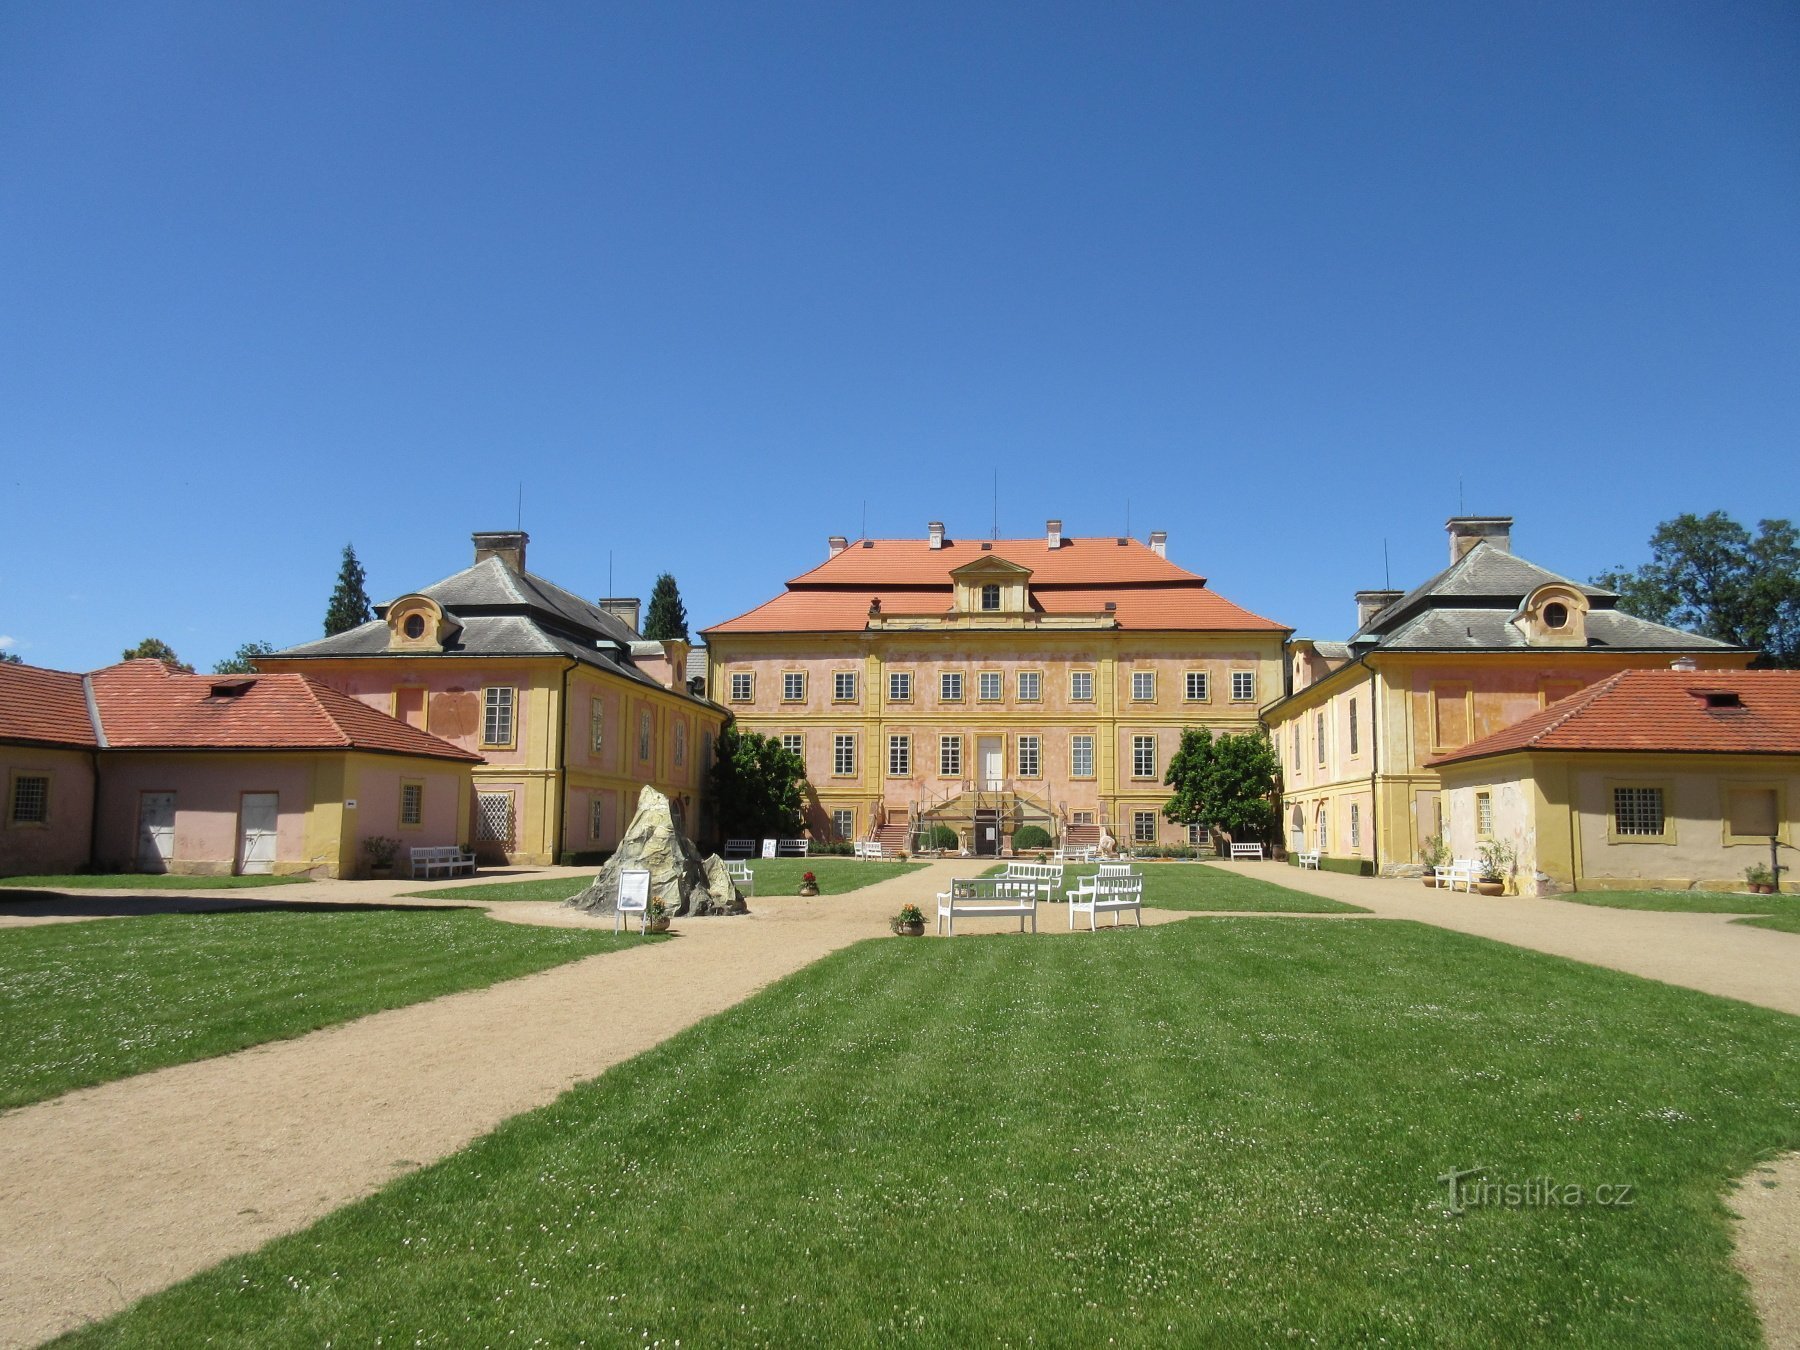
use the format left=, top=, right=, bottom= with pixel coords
left=589, top=796, right=608, bottom=842
left=1613, top=786, right=1666, bottom=837
left=9, top=774, right=49, bottom=825
left=888, top=735, right=910, bottom=776
left=1476, top=791, right=1494, bottom=837
left=1132, top=735, right=1156, bottom=778
left=1185, top=672, right=1208, bottom=701
left=1071, top=734, right=1094, bottom=778
left=482, top=687, right=514, bottom=746
left=1017, top=671, right=1041, bottom=701
left=833, top=734, right=856, bottom=776
left=1070, top=670, right=1094, bottom=701
left=977, top=672, right=1002, bottom=701
left=834, top=672, right=857, bottom=701
left=476, top=792, right=513, bottom=843
left=729, top=672, right=753, bottom=701
left=1133, top=811, right=1157, bottom=843
left=590, top=698, right=605, bottom=752
left=940, top=735, right=962, bottom=777
left=889, top=671, right=911, bottom=702
left=941, top=671, right=964, bottom=702
left=1132, top=671, right=1155, bottom=701
left=782, top=672, right=806, bottom=701
left=1017, top=736, right=1039, bottom=777
left=1231, top=671, right=1256, bottom=701
left=399, top=781, right=423, bottom=827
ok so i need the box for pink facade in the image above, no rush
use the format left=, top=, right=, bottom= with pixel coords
left=1, top=745, right=95, bottom=875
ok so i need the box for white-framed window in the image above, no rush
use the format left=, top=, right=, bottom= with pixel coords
left=941, top=671, right=964, bottom=702
left=1131, top=671, right=1155, bottom=701
left=589, top=796, right=608, bottom=842
left=1017, top=671, right=1041, bottom=702
left=8, top=773, right=49, bottom=825
left=832, top=808, right=855, bottom=841
left=1316, top=712, right=1327, bottom=766
left=833, top=734, right=856, bottom=776
left=1231, top=670, right=1256, bottom=702
left=1070, top=670, right=1094, bottom=702
left=482, top=686, right=515, bottom=746
left=1132, top=735, right=1157, bottom=779
left=1017, top=735, right=1040, bottom=777
left=728, top=672, right=753, bottom=702
left=1349, top=802, right=1361, bottom=849
left=1133, top=810, right=1157, bottom=843
left=1349, top=699, right=1359, bottom=756
left=782, top=672, right=806, bottom=702
left=399, top=781, right=424, bottom=827
left=590, top=698, right=605, bottom=753
left=1318, top=806, right=1330, bottom=852
left=1476, top=791, right=1494, bottom=837
left=833, top=671, right=857, bottom=702
left=674, top=720, right=686, bottom=767
left=1072, top=810, right=1095, bottom=825
left=977, top=671, right=1002, bottom=701
left=937, top=735, right=962, bottom=777
left=476, top=791, right=514, bottom=843
left=980, top=583, right=1001, bottom=611
left=780, top=733, right=804, bottom=758
left=1185, top=671, right=1208, bottom=701
left=1290, top=725, right=1300, bottom=770
left=889, top=671, right=912, bottom=702
left=1187, top=823, right=1207, bottom=846
left=1071, top=734, right=1094, bottom=778
left=1613, top=786, right=1666, bottom=837
left=888, top=735, right=910, bottom=776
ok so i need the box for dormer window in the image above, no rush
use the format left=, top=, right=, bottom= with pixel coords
left=981, top=584, right=1001, bottom=611
left=403, top=614, right=426, bottom=639
left=1543, top=603, right=1569, bottom=630
left=1696, top=690, right=1743, bottom=710
left=1514, top=584, right=1588, bottom=648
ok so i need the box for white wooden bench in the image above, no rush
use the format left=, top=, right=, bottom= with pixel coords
left=1296, top=851, right=1321, bottom=870
left=777, top=838, right=810, bottom=858
left=1068, top=873, right=1144, bottom=930
left=1436, top=858, right=1481, bottom=892
left=997, top=860, right=1064, bottom=902
left=409, top=845, right=476, bottom=880
left=853, top=840, right=885, bottom=860
left=1096, top=862, right=1136, bottom=879
left=1054, top=845, right=1096, bottom=864
left=723, top=839, right=756, bottom=860
left=725, top=859, right=755, bottom=895
left=936, top=877, right=1040, bottom=935
left=1229, top=843, right=1265, bottom=861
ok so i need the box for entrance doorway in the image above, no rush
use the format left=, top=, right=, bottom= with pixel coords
left=974, top=808, right=1001, bottom=857
left=137, top=791, right=175, bottom=872
left=977, top=737, right=1003, bottom=790
left=238, top=793, right=278, bottom=874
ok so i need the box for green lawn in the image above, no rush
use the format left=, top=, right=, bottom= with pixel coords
left=0, top=909, right=658, bottom=1109
left=1558, top=888, right=1800, bottom=922
left=0, top=872, right=307, bottom=890
left=65, top=919, right=1798, bottom=1346
left=403, top=858, right=924, bottom=903
left=983, top=860, right=1364, bottom=912
left=1736, top=912, right=1800, bottom=935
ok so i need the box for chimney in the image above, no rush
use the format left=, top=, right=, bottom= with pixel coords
left=1445, top=516, right=1513, bottom=564
left=928, top=521, right=945, bottom=550
left=1046, top=519, right=1062, bottom=550
left=472, top=530, right=529, bottom=573
left=1670, top=655, right=1698, bottom=672
left=1148, top=530, right=1167, bottom=558
left=1356, top=589, right=1404, bottom=629
left=598, top=597, right=641, bottom=633
left=828, top=535, right=848, bottom=556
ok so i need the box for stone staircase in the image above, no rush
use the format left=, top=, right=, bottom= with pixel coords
left=1064, top=822, right=1102, bottom=848
left=874, top=821, right=911, bottom=856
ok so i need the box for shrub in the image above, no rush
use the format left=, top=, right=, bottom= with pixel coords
left=1013, top=825, right=1051, bottom=850
left=928, top=825, right=959, bottom=852
left=810, top=841, right=855, bottom=856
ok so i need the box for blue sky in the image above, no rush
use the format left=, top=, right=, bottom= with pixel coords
left=4, top=1, right=1796, bottom=671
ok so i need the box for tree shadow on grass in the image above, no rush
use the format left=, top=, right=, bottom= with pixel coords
left=0, top=893, right=467, bottom=921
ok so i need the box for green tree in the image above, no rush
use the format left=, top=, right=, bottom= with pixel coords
left=324, top=543, right=374, bottom=637
left=213, top=640, right=275, bottom=675
left=1596, top=512, right=1800, bottom=667
left=1163, top=727, right=1280, bottom=841
left=0, top=652, right=20, bottom=664
left=643, top=572, right=690, bottom=641
left=121, top=637, right=193, bottom=672
left=710, top=728, right=807, bottom=840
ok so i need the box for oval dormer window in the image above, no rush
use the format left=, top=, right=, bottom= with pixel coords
left=403, top=614, right=426, bottom=639
left=1543, top=603, right=1569, bottom=630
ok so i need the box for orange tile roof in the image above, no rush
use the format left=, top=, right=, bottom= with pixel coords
left=785, top=535, right=1202, bottom=586
left=1429, top=669, right=1800, bottom=766
left=85, top=661, right=480, bottom=760
left=0, top=662, right=98, bottom=747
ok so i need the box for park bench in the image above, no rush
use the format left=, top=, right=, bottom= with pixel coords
left=853, top=840, right=885, bottom=860
left=1068, top=872, right=1145, bottom=930
left=1054, top=845, right=1096, bottom=863
left=725, top=859, right=755, bottom=896
left=1296, top=851, right=1321, bottom=870
left=936, top=877, right=1040, bottom=936
left=723, top=839, right=756, bottom=860
left=997, top=860, right=1064, bottom=902
left=1229, top=842, right=1265, bottom=861
left=1436, top=858, right=1481, bottom=892
left=776, top=838, right=810, bottom=858
left=1096, top=862, right=1136, bottom=879
left=409, top=845, right=476, bottom=880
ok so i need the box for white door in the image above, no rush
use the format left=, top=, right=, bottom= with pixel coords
left=138, top=792, right=175, bottom=872
left=978, top=738, right=1004, bottom=790
left=238, top=793, right=278, bottom=875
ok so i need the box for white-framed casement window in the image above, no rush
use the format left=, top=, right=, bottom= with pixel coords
left=782, top=672, right=807, bottom=702
left=833, top=671, right=857, bottom=702
left=980, top=583, right=1001, bottom=611
left=481, top=686, right=516, bottom=747
left=977, top=671, right=1002, bottom=702
left=399, top=780, right=424, bottom=828
left=1231, top=670, right=1256, bottom=702
left=8, top=772, right=50, bottom=825
left=589, top=796, right=608, bottom=842
left=832, top=808, right=855, bottom=841
left=1016, top=670, right=1041, bottom=702
left=1070, top=670, right=1094, bottom=702
left=833, top=734, right=856, bottom=776
left=781, top=733, right=804, bottom=758
left=1131, top=671, right=1155, bottom=701
left=1349, top=803, right=1361, bottom=849
left=940, top=735, right=962, bottom=777
left=1476, top=790, right=1494, bottom=837
left=1070, top=734, right=1095, bottom=778
left=1016, top=735, right=1040, bottom=777
left=1348, top=699, right=1359, bottom=756
left=1132, top=811, right=1157, bottom=843
left=1611, top=785, right=1669, bottom=840
left=1316, top=711, right=1327, bottom=766
left=1187, top=823, right=1207, bottom=846
left=1318, top=805, right=1330, bottom=852
left=888, top=734, right=911, bottom=776
left=590, top=698, right=605, bottom=753
left=941, top=671, right=964, bottom=702
left=889, top=671, right=912, bottom=702
left=728, top=672, right=753, bottom=702
left=1131, top=735, right=1157, bottom=779
left=1185, top=671, right=1209, bottom=702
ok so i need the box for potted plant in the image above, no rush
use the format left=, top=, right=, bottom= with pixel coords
left=363, top=835, right=400, bottom=880
left=798, top=869, right=820, bottom=897
left=1477, top=840, right=1516, bottom=896
left=646, top=897, right=671, bottom=933
left=1420, top=834, right=1449, bottom=887
left=1745, top=863, right=1776, bottom=896
left=890, top=903, right=925, bottom=936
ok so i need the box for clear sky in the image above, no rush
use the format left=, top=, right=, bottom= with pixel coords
left=4, top=1, right=1796, bottom=672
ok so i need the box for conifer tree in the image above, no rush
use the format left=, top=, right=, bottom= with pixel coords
left=643, top=572, right=690, bottom=641
left=324, top=544, right=374, bottom=636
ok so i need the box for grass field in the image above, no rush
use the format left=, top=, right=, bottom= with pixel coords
left=1557, top=888, right=1800, bottom=918
left=65, top=918, right=1797, bottom=1346
left=0, top=909, right=658, bottom=1109
left=405, top=858, right=924, bottom=903
left=0, top=873, right=306, bottom=891
left=1736, top=912, right=1800, bottom=935
left=983, top=860, right=1364, bottom=913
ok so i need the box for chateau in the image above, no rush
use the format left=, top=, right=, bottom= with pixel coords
left=703, top=520, right=1286, bottom=854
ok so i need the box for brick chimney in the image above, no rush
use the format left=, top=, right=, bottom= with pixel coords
left=1356, top=589, right=1404, bottom=629
left=828, top=535, right=848, bottom=556
left=1148, top=530, right=1167, bottom=558
left=472, top=531, right=528, bottom=573
left=928, top=521, right=945, bottom=550
left=1445, top=516, right=1512, bottom=564
left=598, top=597, right=641, bottom=633
left=1046, top=519, right=1062, bottom=550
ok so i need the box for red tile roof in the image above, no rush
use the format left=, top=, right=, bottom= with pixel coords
left=84, top=661, right=480, bottom=760
left=785, top=536, right=1203, bottom=586
left=0, top=662, right=98, bottom=747
left=1429, top=669, right=1800, bottom=766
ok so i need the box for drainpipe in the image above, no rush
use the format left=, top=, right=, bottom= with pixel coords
left=81, top=674, right=108, bottom=868
left=1367, top=669, right=1380, bottom=874
left=554, top=659, right=577, bottom=865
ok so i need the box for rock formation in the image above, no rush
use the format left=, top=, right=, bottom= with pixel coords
left=565, top=786, right=748, bottom=918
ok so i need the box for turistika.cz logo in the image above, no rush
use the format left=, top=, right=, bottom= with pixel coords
left=1438, top=1166, right=1636, bottom=1215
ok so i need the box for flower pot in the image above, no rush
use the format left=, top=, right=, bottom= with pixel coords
left=369, top=865, right=393, bottom=881
left=647, top=916, right=671, bottom=933
left=893, top=921, right=925, bottom=937
left=1422, top=877, right=1442, bottom=889
left=799, top=883, right=819, bottom=897
left=1474, top=880, right=1505, bottom=897
left=1750, top=883, right=1775, bottom=896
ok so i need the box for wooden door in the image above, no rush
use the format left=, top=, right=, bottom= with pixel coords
left=238, top=793, right=278, bottom=874
left=978, top=738, right=1003, bottom=790
left=137, top=792, right=175, bottom=872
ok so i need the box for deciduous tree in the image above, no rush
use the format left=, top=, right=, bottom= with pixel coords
left=710, top=728, right=807, bottom=840
left=213, top=640, right=275, bottom=674
left=121, top=637, right=193, bottom=672
left=1163, top=727, right=1280, bottom=840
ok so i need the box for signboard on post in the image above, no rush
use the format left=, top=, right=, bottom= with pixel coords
left=761, top=838, right=777, bottom=859
left=615, top=867, right=651, bottom=934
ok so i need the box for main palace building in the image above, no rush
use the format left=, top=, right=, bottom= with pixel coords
left=704, top=520, right=1286, bottom=853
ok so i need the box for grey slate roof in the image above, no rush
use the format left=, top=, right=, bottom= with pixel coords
left=1356, top=544, right=1612, bottom=640
left=1376, top=607, right=1737, bottom=652
left=686, top=645, right=708, bottom=682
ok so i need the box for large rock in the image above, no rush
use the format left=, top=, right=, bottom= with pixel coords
left=565, top=786, right=748, bottom=918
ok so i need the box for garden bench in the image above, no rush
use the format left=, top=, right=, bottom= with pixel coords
left=409, top=845, right=476, bottom=880
left=1096, top=862, right=1136, bottom=879
left=723, top=839, right=756, bottom=860
left=1229, top=843, right=1265, bottom=861
left=726, top=859, right=755, bottom=896
left=777, top=839, right=810, bottom=858
left=853, top=840, right=885, bottom=859
left=1436, top=858, right=1481, bottom=892
left=1068, top=873, right=1145, bottom=930
left=1054, top=845, right=1096, bottom=864
left=936, top=877, right=1040, bottom=935
left=1296, top=851, right=1321, bottom=870
left=997, top=860, right=1064, bottom=902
